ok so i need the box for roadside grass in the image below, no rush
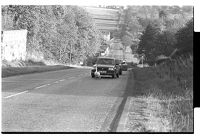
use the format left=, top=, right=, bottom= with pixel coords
left=1, top=58, right=74, bottom=78
left=2, top=59, right=58, bottom=68
left=131, top=54, right=193, bottom=132
left=2, top=65, right=72, bottom=78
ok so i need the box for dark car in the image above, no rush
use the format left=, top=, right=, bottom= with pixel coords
left=115, top=59, right=123, bottom=75
left=91, top=57, right=120, bottom=78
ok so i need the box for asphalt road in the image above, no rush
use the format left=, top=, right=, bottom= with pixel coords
left=2, top=68, right=129, bottom=132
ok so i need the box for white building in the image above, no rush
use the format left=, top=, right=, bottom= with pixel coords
left=1, top=30, right=27, bottom=61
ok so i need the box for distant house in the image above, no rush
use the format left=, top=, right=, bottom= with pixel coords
left=1, top=30, right=27, bottom=61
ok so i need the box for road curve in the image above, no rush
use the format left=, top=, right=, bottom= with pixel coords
left=2, top=68, right=129, bottom=132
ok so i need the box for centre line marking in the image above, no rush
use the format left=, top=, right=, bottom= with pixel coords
left=3, top=90, right=29, bottom=99
left=59, top=79, right=65, bottom=81
left=35, top=84, right=47, bottom=89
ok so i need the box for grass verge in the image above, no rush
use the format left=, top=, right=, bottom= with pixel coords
left=129, top=55, right=193, bottom=132
left=2, top=65, right=73, bottom=78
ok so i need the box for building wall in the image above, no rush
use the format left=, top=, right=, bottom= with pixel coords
left=1, top=30, right=27, bottom=61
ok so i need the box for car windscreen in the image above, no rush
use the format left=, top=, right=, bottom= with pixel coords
left=97, top=58, right=115, bottom=65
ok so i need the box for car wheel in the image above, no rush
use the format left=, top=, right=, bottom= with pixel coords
left=119, top=70, right=122, bottom=75
left=91, top=74, right=94, bottom=78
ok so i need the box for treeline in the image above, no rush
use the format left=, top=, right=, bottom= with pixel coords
left=2, top=5, right=103, bottom=64
left=113, top=6, right=193, bottom=64
left=137, top=17, right=193, bottom=65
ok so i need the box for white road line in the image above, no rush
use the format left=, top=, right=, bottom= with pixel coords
left=35, top=84, right=47, bottom=89
left=59, top=79, right=65, bottom=82
left=54, top=81, right=59, bottom=83
left=3, top=90, right=29, bottom=99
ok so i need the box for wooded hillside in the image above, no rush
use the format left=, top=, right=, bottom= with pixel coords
left=114, top=6, right=193, bottom=64
left=2, top=5, right=103, bottom=64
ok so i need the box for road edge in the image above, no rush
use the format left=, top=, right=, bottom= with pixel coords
left=110, top=68, right=135, bottom=132
left=116, top=97, right=132, bottom=132
left=102, top=68, right=135, bottom=132
left=100, top=97, right=123, bottom=132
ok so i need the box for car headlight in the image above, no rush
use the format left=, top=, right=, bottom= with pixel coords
left=108, top=67, right=114, bottom=70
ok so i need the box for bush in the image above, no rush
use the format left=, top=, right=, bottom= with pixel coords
left=26, top=59, right=46, bottom=66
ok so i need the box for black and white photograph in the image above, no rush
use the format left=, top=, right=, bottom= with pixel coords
left=1, top=0, right=194, bottom=133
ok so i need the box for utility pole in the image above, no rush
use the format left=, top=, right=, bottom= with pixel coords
left=141, top=55, right=144, bottom=67
left=141, top=53, right=145, bottom=68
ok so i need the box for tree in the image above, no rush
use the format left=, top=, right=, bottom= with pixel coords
left=137, top=23, right=160, bottom=63
left=73, top=6, right=102, bottom=63
left=122, top=34, right=133, bottom=47
left=175, top=18, right=193, bottom=56
left=2, top=5, right=103, bottom=64
left=154, top=31, right=177, bottom=57
left=159, top=10, right=167, bottom=19
left=2, top=5, right=40, bottom=49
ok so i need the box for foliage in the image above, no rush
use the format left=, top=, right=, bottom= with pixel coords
left=137, top=23, right=160, bottom=62
left=2, top=5, right=102, bottom=64
left=175, top=18, right=193, bottom=56
left=121, top=34, right=133, bottom=47
left=136, top=14, right=192, bottom=64
left=154, top=31, right=177, bottom=56
left=114, top=6, right=193, bottom=60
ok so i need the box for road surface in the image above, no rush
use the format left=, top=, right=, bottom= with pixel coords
left=2, top=68, right=129, bottom=132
